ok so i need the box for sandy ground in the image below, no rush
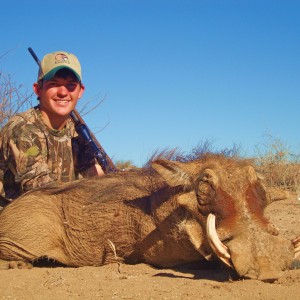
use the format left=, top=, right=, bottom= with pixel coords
left=0, top=194, right=299, bottom=300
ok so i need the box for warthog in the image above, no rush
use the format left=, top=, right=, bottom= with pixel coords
left=0, top=155, right=298, bottom=281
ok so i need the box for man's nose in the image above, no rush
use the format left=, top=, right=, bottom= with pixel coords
left=57, top=85, right=68, bottom=96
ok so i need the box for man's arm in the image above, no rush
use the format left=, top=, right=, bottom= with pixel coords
left=0, top=119, right=63, bottom=197
left=71, top=135, right=105, bottom=177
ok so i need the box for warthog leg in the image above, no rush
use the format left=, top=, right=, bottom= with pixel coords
left=0, top=196, right=70, bottom=267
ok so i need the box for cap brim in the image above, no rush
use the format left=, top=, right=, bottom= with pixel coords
left=43, top=66, right=81, bottom=81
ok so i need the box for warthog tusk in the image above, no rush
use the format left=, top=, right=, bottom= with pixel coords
left=206, top=214, right=233, bottom=268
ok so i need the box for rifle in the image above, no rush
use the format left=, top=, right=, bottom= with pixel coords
left=69, top=110, right=116, bottom=173
left=28, top=47, right=117, bottom=174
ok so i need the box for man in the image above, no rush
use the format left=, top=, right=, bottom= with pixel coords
left=0, top=50, right=104, bottom=204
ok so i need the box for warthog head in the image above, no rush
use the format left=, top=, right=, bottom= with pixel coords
left=152, top=155, right=294, bottom=281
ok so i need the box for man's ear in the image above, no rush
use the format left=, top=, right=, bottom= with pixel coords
left=78, top=83, right=85, bottom=99
left=33, top=82, right=41, bottom=98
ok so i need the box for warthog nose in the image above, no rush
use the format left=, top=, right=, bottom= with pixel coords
left=258, top=270, right=284, bottom=283
left=256, top=257, right=284, bottom=282
left=242, top=267, right=283, bottom=282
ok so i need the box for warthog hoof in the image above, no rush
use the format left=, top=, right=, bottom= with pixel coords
left=9, top=261, right=32, bottom=269
left=0, top=260, right=33, bottom=269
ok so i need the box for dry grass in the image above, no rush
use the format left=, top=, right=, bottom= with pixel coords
left=0, top=71, right=34, bottom=129
left=255, top=160, right=300, bottom=192
left=255, top=135, right=300, bottom=192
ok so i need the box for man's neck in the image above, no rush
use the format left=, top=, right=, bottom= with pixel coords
left=40, top=110, right=69, bottom=130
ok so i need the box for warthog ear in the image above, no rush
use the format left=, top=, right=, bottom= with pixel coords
left=251, top=168, right=289, bottom=205
left=265, top=187, right=290, bottom=204
left=151, top=159, right=192, bottom=188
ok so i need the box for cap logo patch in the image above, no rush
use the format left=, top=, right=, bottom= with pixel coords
left=55, top=53, right=70, bottom=64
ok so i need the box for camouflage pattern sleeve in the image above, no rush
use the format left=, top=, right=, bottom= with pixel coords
left=0, top=108, right=79, bottom=200
left=72, top=135, right=99, bottom=174
left=0, top=117, right=57, bottom=200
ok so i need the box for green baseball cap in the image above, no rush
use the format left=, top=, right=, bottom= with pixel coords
left=38, top=51, right=82, bottom=81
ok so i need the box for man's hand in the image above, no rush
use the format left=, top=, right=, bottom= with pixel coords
left=82, top=164, right=105, bottom=177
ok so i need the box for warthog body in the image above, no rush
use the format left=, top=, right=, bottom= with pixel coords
left=0, top=155, right=295, bottom=281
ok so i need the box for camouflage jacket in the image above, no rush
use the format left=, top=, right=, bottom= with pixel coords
left=0, top=106, right=98, bottom=202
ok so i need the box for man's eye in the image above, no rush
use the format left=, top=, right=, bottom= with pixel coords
left=47, top=82, right=59, bottom=87
left=66, top=84, right=77, bottom=91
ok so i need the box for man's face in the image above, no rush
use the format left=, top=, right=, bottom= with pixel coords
left=33, top=73, right=85, bottom=124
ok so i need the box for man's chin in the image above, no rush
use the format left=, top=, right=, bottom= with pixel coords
left=54, top=107, right=74, bottom=117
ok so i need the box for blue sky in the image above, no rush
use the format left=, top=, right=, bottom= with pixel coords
left=1, top=0, right=299, bottom=166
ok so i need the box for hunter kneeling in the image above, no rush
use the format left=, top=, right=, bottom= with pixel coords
left=0, top=50, right=111, bottom=205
